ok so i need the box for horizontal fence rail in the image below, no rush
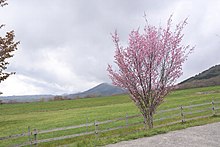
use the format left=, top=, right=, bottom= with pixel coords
left=1, top=98, right=220, bottom=147
left=38, top=122, right=94, bottom=134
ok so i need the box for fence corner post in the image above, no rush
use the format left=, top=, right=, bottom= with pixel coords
left=33, top=129, right=38, bottom=146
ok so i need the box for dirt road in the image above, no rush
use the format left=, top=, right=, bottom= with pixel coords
left=106, top=122, right=220, bottom=147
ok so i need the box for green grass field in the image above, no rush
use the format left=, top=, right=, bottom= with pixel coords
left=1, top=86, right=220, bottom=146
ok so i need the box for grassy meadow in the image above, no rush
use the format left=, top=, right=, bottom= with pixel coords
left=1, top=86, right=220, bottom=146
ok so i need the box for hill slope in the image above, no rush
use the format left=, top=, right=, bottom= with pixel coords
left=67, top=83, right=127, bottom=99
left=178, top=64, right=220, bottom=89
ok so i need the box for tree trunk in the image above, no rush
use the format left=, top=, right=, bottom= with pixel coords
left=148, top=111, right=153, bottom=129
left=143, top=111, right=154, bottom=129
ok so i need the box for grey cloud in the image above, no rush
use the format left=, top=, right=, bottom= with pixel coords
left=0, top=0, right=220, bottom=95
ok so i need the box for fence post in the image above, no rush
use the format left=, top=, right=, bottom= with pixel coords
left=212, top=99, right=215, bottom=116
left=125, top=113, right=128, bottom=127
left=33, top=129, right=38, bottom=146
left=94, top=120, right=98, bottom=136
left=28, top=126, right=32, bottom=146
left=180, top=105, right=185, bottom=123
left=86, top=117, right=88, bottom=133
left=144, top=116, right=147, bottom=130
left=94, top=120, right=99, bottom=146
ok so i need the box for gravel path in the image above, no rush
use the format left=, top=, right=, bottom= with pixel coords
left=106, top=122, right=220, bottom=147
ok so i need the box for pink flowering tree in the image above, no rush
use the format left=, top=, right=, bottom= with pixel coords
left=107, top=15, right=194, bottom=129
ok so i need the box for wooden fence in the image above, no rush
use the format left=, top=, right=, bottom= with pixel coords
left=1, top=99, right=220, bottom=147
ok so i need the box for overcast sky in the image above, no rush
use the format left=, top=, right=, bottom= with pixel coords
left=0, top=0, right=220, bottom=96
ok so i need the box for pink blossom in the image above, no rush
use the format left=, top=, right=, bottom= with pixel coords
left=107, top=15, right=194, bottom=128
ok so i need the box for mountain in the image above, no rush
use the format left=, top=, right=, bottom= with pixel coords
left=0, top=83, right=126, bottom=103
left=178, top=64, right=220, bottom=89
left=67, top=83, right=127, bottom=99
